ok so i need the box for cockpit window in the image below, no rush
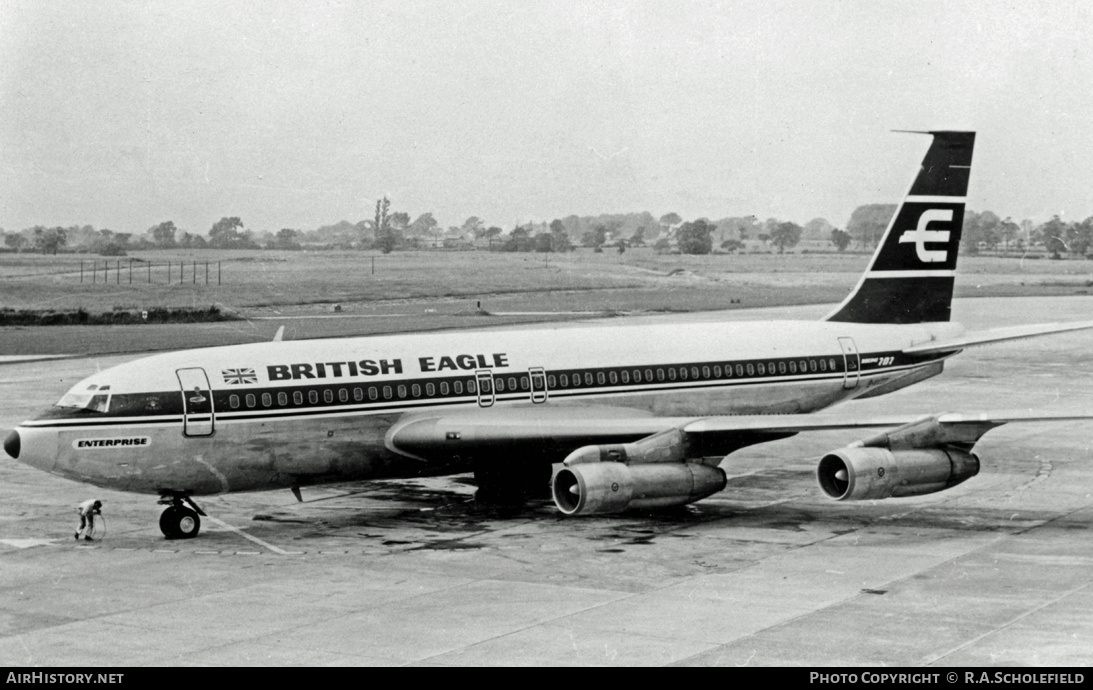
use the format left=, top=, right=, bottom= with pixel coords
left=56, top=387, right=111, bottom=412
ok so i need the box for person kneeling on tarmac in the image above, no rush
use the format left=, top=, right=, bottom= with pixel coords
left=75, top=499, right=102, bottom=541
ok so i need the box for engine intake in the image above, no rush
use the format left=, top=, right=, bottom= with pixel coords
left=817, top=446, right=979, bottom=501
left=552, top=461, right=727, bottom=516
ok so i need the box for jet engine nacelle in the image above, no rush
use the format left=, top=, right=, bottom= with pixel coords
left=816, top=446, right=979, bottom=501
left=552, top=460, right=727, bottom=516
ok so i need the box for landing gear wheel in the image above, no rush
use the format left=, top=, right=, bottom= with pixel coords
left=159, top=505, right=201, bottom=539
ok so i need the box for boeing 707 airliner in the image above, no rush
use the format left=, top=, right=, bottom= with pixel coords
left=6, top=131, right=1093, bottom=539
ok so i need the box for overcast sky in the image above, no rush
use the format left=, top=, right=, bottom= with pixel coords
left=2, top=0, right=1091, bottom=235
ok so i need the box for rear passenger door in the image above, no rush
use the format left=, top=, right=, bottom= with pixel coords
left=837, top=337, right=860, bottom=390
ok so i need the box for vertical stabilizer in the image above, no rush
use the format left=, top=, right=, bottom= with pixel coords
left=826, top=131, right=975, bottom=324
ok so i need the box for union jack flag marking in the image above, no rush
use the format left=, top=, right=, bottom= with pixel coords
left=222, top=368, right=257, bottom=385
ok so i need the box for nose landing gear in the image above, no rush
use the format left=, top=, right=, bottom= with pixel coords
left=157, top=494, right=206, bottom=539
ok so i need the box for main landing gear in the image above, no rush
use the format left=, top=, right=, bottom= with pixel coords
left=157, top=494, right=207, bottom=539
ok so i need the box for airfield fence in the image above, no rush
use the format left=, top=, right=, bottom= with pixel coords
left=79, top=259, right=222, bottom=285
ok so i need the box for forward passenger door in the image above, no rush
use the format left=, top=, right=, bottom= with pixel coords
left=176, top=368, right=215, bottom=437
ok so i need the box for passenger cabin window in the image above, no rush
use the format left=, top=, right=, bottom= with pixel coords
left=467, top=380, right=476, bottom=394
left=246, top=394, right=256, bottom=408
left=278, top=392, right=288, bottom=406
left=324, top=390, right=334, bottom=403
left=383, top=386, right=392, bottom=400
left=440, top=382, right=449, bottom=395
left=426, top=383, right=435, bottom=396
left=397, top=385, right=407, bottom=399
left=294, top=391, right=303, bottom=405
left=230, top=395, right=240, bottom=409
left=454, top=380, right=463, bottom=395
left=584, top=373, right=593, bottom=386
left=496, top=378, right=505, bottom=392
left=262, top=393, right=272, bottom=407
left=354, top=388, right=363, bottom=402
left=368, top=387, right=378, bottom=401
left=309, top=391, right=319, bottom=404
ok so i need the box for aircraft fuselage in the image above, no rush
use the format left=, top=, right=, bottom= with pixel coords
left=10, top=317, right=958, bottom=496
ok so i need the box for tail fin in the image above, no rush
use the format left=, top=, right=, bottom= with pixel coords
left=825, top=131, right=975, bottom=324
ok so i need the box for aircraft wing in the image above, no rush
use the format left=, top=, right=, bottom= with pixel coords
left=904, top=321, right=1093, bottom=355
left=682, top=409, right=1093, bottom=434
left=387, top=406, right=1093, bottom=462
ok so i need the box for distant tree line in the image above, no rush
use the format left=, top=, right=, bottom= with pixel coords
left=5, top=202, right=1093, bottom=260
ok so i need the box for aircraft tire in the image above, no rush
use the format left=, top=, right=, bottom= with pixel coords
left=160, top=505, right=201, bottom=539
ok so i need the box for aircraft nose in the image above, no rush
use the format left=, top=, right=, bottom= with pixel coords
left=4, top=430, right=19, bottom=459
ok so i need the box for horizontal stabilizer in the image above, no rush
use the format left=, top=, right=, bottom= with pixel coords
left=903, top=321, right=1093, bottom=355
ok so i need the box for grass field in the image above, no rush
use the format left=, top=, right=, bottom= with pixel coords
left=3, top=247, right=1093, bottom=357
left=2, top=247, right=1093, bottom=318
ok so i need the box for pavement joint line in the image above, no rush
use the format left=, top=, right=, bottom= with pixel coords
left=671, top=519, right=1018, bottom=664
left=205, top=515, right=302, bottom=555
left=677, top=497, right=1093, bottom=666
left=924, top=577, right=1093, bottom=666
